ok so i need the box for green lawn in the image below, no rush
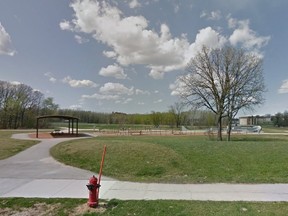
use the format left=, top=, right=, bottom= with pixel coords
left=2, top=198, right=288, bottom=216
left=0, top=130, right=39, bottom=160
left=51, top=134, right=288, bottom=183
left=262, top=126, right=288, bottom=133
left=2, top=131, right=288, bottom=214
left=51, top=122, right=174, bottom=131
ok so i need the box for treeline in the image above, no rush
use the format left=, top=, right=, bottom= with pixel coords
left=0, top=81, right=42, bottom=128
left=57, top=109, right=217, bottom=129
left=272, top=111, right=288, bottom=127
left=0, top=81, right=220, bottom=129
left=0, top=81, right=58, bottom=129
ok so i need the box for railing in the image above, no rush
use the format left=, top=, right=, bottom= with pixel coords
left=93, top=129, right=205, bottom=136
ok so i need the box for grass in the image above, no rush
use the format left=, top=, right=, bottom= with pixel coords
left=262, top=125, right=288, bottom=133
left=2, top=130, right=288, bottom=214
left=51, top=134, right=288, bottom=183
left=0, top=130, right=39, bottom=160
left=51, top=122, right=182, bottom=131
left=2, top=198, right=288, bottom=216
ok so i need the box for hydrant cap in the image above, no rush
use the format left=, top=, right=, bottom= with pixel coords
left=89, top=175, right=98, bottom=185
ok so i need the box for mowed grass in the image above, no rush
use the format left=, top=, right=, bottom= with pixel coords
left=2, top=131, right=288, bottom=215
left=51, top=134, right=288, bottom=183
left=2, top=198, right=288, bottom=216
left=0, top=130, right=39, bottom=160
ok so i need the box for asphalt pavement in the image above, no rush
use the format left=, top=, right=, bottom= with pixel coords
left=1, top=133, right=288, bottom=202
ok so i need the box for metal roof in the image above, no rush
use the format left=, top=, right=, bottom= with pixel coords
left=37, top=115, right=79, bottom=120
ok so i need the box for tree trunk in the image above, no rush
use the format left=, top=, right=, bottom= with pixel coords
left=227, top=122, right=232, bottom=141
left=217, top=116, right=223, bottom=141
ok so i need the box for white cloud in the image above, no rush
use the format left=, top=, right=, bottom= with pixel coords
left=135, top=89, right=150, bottom=95
left=200, top=10, right=222, bottom=20
left=103, top=50, right=117, bottom=58
left=44, top=72, right=57, bottom=83
left=194, top=27, right=227, bottom=49
left=61, top=0, right=191, bottom=79
left=149, top=69, right=165, bottom=79
left=228, top=18, right=270, bottom=50
left=278, top=80, right=288, bottom=94
left=169, top=76, right=188, bottom=96
left=99, top=64, right=127, bottom=79
left=126, top=0, right=141, bottom=8
left=59, top=20, right=72, bottom=31
left=82, top=82, right=134, bottom=103
left=99, top=82, right=134, bottom=95
left=61, top=1, right=269, bottom=80
left=184, top=27, right=227, bottom=60
left=62, top=76, right=98, bottom=88
left=82, top=93, right=120, bottom=100
left=0, top=22, right=16, bottom=56
left=134, top=23, right=224, bottom=80
left=227, top=16, right=237, bottom=28
left=169, top=80, right=180, bottom=96
left=11, top=81, right=21, bottom=85
left=123, top=98, right=133, bottom=104
left=74, top=35, right=89, bottom=44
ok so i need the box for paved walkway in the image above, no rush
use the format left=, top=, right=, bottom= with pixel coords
left=1, top=133, right=288, bottom=202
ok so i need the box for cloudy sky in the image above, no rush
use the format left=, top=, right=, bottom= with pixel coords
left=0, top=0, right=287, bottom=115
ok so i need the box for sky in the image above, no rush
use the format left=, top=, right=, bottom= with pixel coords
left=0, top=0, right=288, bottom=115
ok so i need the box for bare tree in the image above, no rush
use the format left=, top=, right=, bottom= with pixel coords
left=169, top=102, right=186, bottom=128
left=224, top=47, right=265, bottom=140
left=177, top=46, right=265, bottom=141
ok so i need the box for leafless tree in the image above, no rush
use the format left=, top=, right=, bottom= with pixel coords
left=177, top=46, right=265, bottom=141
left=224, top=47, right=265, bottom=140
left=169, top=102, right=186, bottom=128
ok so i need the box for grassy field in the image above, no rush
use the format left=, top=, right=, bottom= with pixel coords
left=1, top=130, right=288, bottom=215
left=262, top=126, right=288, bottom=133
left=0, top=130, right=39, bottom=160
left=2, top=198, right=288, bottom=216
left=51, top=134, right=288, bottom=183
left=51, top=122, right=175, bottom=131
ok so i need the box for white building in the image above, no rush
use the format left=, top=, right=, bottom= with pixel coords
left=239, top=116, right=271, bottom=126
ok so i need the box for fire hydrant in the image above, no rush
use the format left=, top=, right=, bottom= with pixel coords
left=86, top=175, right=100, bottom=207
left=86, top=145, right=107, bottom=208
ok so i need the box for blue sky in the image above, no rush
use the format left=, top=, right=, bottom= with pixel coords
left=0, top=0, right=287, bottom=115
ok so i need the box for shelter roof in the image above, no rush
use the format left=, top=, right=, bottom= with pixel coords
left=37, top=115, right=79, bottom=120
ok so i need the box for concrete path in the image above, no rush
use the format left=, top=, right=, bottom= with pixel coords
left=1, top=133, right=288, bottom=202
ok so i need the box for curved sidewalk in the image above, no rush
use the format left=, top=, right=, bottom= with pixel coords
left=1, top=133, right=288, bottom=202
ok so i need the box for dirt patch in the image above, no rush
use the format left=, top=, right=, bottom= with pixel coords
left=71, top=203, right=107, bottom=215
left=0, top=202, right=108, bottom=216
left=0, top=203, right=61, bottom=216
left=28, top=133, right=89, bottom=139
left=28, top=133, right=54, bottom=139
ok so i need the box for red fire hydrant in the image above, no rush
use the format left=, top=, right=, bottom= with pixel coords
left=86, top=145, right=107, bottom=208
left=86, top=175, right=100, bottom=207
